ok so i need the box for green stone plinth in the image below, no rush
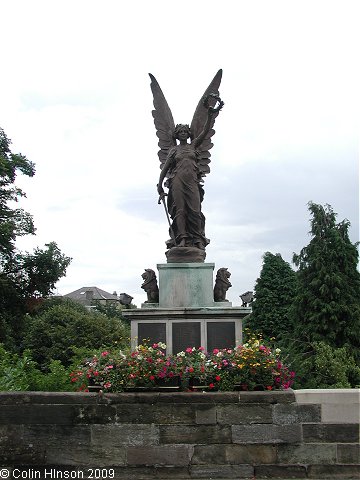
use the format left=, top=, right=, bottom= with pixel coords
left=158, top=263, right=217, bottom=308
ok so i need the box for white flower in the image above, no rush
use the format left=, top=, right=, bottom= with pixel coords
left=275, top=348, right=281, bottom=355
left=158, top=342, right=167, bottom=349
left=199, top=353, right=206, bottom=360
left=177, top=351, right=185, bottom=357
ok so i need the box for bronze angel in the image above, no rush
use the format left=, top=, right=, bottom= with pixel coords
left=149, top=70, right=223, bottom=261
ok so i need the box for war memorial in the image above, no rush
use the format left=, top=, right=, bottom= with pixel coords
left=123, top=69, right=250, bottom=354
left=1, top=71, right=358, bottom=479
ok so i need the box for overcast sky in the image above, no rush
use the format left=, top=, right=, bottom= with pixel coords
left=1, top=0, right=359, bottom=307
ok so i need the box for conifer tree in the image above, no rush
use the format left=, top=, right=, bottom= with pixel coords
left=246, top=252, right=297, bottom=341
left=292, top=202, right=360, bottom=353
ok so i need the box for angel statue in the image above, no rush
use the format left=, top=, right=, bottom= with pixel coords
left=149, top=69, right=224, bottom=263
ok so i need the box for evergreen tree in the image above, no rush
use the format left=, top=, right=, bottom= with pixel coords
left=292, top=202, right=360, bottom=351
left=246, top=252, right=297, bottom=341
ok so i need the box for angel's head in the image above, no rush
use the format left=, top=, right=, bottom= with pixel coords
left=173, top=124, right=192, bottom=142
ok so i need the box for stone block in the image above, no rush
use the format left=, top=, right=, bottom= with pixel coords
left=0, top=445, right=45, bottom=465
left=277, top=443, right=337, bottom=464
left=75, top=405, right=117, bottom=424
left=195, top=405, right=216, bottom=424
left=0, top=405, right=76, bottom=425
left=232, top=424, right=302, bottom=444
left=273, top=403, right=321, bottom=425
left=295, top=388, right=360, bottom=405
left=239, top=390, right=295, bottom=404
left=115, top=403, right=195, bottom=424
left=0, top=425, right=24, bottom=445
left=303, top=423, right=359, bottom=443
left=45, top=445, right=126, bottom=466
left=337, top=443, right=360, bottom=464
left=127, top=445, right=191, bottom=466
left=192, top=444, right=277, bottom=465
left=91, top=424, right=159, bottom=446
left=22, top=425, right=91, bottom=448
left=159, top=424, right=231, bottom=444
left=322, top=403, right=360, bottom=424
left=190, top=464, right=254, bottom=478
left=217, top=403, right=272, bottom=424
left=255, top=464, right=307, bottom=478
left=308, top=464, right=360, bottom=478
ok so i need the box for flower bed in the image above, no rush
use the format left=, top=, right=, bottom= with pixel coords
left=71, top=335, right=295, bottom=392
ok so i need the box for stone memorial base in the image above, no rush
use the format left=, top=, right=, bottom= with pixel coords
left=127, top=306, right=249, bottom=354
left=124, top=262, right=250, bottom=354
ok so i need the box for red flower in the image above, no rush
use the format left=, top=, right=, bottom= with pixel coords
left=215, top=375, right=221, bottom=382
left=188, top=367, right=194, bottom=373
left=266, top=386, right=273, bottom=390
left=209, top=383, right=215, bottom=389
left=149, top=375, right=155, bottom=381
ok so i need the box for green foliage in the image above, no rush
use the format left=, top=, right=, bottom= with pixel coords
left=0, top=127, right=71, bottom=347
left=24, top=298, right=130, bottom=370
left=246, top=252, right=297, bottom=341
left=0, top=127, right=35, bottom=263
left=292, top=341, right=360, bottom=389
left=292, top=202, right=360, bottom=352
left=0, top=344, right=76, bottom=391
left=14, top=242, right=72, bottom=298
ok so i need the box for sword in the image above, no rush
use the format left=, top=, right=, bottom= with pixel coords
left=158, top=192, right=177, bottom=246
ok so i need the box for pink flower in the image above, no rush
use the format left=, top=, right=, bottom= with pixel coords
left=103, top=382, right=111, bottom=389
left=213, top=349, right=219, bottom=354
left=152, top=343, right=158, bottom=348
left=198, top=346, right=205, bottom=351
left=101, top=351, right=109, bottom=357
left=186, top=347, right=193, bottom=353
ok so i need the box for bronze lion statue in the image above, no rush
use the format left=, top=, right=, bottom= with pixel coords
left=141, top=268, right=159, bottom=303
left=214, top=267, right=232, bottom=302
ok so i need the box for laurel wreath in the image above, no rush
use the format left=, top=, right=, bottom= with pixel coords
left=203, top=93, right=224, bottom=113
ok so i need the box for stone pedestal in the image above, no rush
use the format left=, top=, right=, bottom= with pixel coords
left=158, top=263, right=221, bottom=308
left=124, top=261, right=249, bottom=354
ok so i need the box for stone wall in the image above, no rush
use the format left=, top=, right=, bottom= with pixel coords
left=0, top=390, right=359, bottom=479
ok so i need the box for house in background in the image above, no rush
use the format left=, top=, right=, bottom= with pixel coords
left=63, top=286, right=133, bottom=310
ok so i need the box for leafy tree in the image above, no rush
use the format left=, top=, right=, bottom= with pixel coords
left=23, top=298, right=130, bottom=370
left=0, top=128, right=71, bottom=346
left=292, top=202, right=360, bottom=351
left=0, top=127, right=35, bottom=262
left=245, top=252, right=297, bottom=341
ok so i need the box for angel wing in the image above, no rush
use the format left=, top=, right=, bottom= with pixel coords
left=149, top=73, right=176, bottom=169
left=190, top=69, right=223, bottom=177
